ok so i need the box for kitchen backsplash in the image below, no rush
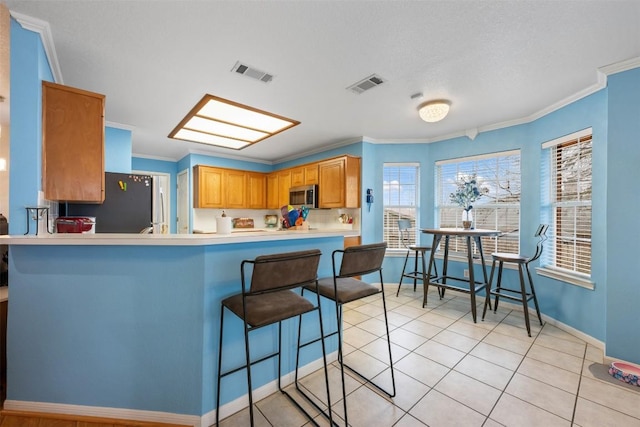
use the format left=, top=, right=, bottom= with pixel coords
left=193, top=207, right=360, bottom=232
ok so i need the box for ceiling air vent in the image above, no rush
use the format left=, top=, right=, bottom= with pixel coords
left=231, top=61, right=274, bottom=83
left=347, top=74, right=385, bottom=94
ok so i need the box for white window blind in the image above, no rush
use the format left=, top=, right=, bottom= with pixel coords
left=383, top=164, right=419, bottom=250
left=436, top=151, right=521, bottom=255
left=541, top=129, right=592, bottom=276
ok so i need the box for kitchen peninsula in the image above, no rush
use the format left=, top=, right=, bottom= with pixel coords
left=1, top=230, right=352, bottom=426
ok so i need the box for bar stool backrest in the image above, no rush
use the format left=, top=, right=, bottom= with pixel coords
left=528, top=224, right=549, bottom=264
left=244, top=249, right=321, bottom=294
left=336, top=242, right=387, bottom=278
left=398, top=219, right=412, bottom=249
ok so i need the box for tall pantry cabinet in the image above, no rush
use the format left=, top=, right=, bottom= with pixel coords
left=42, top=82, right=105, bottom=202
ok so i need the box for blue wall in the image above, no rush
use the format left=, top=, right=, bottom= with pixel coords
left=606, top=67, right=640, bottom=363
left=9, top=17, right=53, bottom=234
left=105, top=127, right=133, bottom=173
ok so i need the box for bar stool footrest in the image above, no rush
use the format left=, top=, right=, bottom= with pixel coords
left=490, top=287, right=534, bottom=302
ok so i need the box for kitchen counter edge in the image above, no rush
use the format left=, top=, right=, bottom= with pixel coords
left=0, top=229, right=360, bottom=246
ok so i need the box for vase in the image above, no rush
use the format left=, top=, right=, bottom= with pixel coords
left=462, top=209, right=473, bottom=229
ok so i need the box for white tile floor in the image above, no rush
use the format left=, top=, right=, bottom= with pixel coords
left=218, top=284, right=640, bottom=427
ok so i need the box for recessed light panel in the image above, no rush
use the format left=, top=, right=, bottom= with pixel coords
left=169, top=95, right=300, bottom=150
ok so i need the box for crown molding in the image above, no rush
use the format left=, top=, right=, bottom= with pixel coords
left=599, top=56, right=640, bottom=76
left=10, top=11, right=63, bottom=84
left=105, top=121, right=136, bottom=132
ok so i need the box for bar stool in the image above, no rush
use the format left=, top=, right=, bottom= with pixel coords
left=303, top=242, right=394, bottom=427
left=216, top=249, right=333, bottom=427
left=396, top=219, right=437, bottom=297
left=482, top=225, right=548, bottom=336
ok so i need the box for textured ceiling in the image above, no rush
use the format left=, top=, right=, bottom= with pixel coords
left=6, top=0, right=640, bottom=163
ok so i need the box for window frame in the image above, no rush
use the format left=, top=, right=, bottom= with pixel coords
left=539, top=128, right=594, bottom=289
left=382, top=163, right=420, bottom=252
left=435, top=150, right=521, bottom=258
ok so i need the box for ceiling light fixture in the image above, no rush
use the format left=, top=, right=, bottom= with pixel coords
left=169, top=95, right=300, bottom=150
left=418, top=100, right=451, bottom=123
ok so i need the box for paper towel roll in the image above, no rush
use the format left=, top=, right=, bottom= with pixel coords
left=216, top=217, right=232, bottom=234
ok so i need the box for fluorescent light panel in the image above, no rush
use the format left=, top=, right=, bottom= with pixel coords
left=169, top=95, right=300, bottom=150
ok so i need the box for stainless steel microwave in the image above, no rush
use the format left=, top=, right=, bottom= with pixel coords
left=289, top=185, right=318, bottom=208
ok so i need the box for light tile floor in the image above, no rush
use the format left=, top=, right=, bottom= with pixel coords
left=218, top=285, right=640, bottom=427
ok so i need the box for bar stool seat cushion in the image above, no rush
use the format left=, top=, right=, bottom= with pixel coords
left=222, top=291, right=315, bottom=328
left=491, top=252, right=528, bottom=263
left=312, top=277, right=380, bottom=304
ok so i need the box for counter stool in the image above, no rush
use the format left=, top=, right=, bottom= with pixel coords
left=215, top=249, right=334, bottom=427
left=396, top=219, right=437, bottom=297
left=482, top=225, right=548, bottom=336
left=303, top=242, right=394, bottom=427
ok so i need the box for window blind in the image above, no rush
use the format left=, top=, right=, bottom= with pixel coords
left=383, top=164, right=419, bottom=249
left=436, top=151, right=521, bottom=255
left=542, top=130, right=592, bottom=276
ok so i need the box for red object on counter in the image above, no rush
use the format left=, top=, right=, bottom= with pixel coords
left=55, top=217, right=95, bottom=233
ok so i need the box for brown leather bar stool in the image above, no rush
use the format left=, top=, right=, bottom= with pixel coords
left=396, top=219, right=437, bottom=297
left=216, top=249, right=334, bottom=427
left=482, top=225, right=548, bottom=336
left=303, top=242, right=395, bottom=427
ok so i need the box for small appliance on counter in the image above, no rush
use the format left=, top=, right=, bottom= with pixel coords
left=55, top=217, right=96, bottom=233
left=264, top=215, right=278, bottom=228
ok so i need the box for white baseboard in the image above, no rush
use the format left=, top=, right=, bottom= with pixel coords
left=201, top=349, right=338, bottom=427
left=3, top=352, right=338, bottom=427
left=2, top=400, right=201, bottom=426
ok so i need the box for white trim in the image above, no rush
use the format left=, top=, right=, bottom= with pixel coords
left=105, top=121, right=136, bottom=132
left=3, top=350, right=338, bottom=427
left=541, top=127, right=593, bottom=149
left=2, top=400, right=201, bottom=427
left=10, top=11, right=63, bottom=84
left=599, top=56, right=640, bottom=77
left=201, top=350, right=338, bottom=427
left=536, top=266, right=595, bottom=290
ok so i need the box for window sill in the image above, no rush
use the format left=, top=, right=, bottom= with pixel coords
left=535, top=267, right=594, bottom=290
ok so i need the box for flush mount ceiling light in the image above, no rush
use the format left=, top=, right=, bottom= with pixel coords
left=418, top=99, right=451, bottom=123
left=169, top=95, right=300, bottom=150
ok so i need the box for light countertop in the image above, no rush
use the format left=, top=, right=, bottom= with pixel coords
left=0, top=228, right=359, bottom=246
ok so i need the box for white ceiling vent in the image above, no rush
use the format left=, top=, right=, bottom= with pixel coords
left=231, top=61, right=274, bottom=83
left=347, top=74, right=385, bottom=94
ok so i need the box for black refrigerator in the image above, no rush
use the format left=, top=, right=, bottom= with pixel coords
left=61, top=172, right=153, bottom=233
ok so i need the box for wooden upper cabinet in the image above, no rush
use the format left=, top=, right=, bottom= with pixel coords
left=225, top=169, right=247, bottom=209
left=42, top=81, right=105, bottom=202
left=290, top=167, right=305, bottom=187
left=291, top=164, right=319, bottom=187
left=318, top=156, right=361, bottom=208
left=193, top=165, right=224, bottom=208
left=278, top=170, right=292, bottom=208
left=246, top=172, right=266, bottom=209
left=304, top=164, right=318, bottom=185
left=266, top=173, right=279, bottom=209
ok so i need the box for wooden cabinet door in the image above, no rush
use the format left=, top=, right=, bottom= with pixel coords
left=42, top=81, right=105, bottom=202
left=247, top=172, right=266, bottom=209
left=193, top=166, right=223, bottom=208
left=290, top=167, right=305, bottom=187
left=266, top=173, right=279, bottom=209
left=225, top=169, right=246, bottom=208
left=278, top=170, right=291, bottom=208
left=319, top=156, right=361, bottom=208
left=318, top=158, right=345, bottom=208
left=304, top=164, right=319, bottom=185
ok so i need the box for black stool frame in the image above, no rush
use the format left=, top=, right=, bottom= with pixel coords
left=304, top=242, right=395, bottom=427
left=482, top=224, right=548, bottom=336
left=215, top=249, right=334, bottom=426
left=396, top=219, right=438, bottom=297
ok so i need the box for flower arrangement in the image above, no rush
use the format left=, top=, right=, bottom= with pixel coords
left=449, top=174, right=487, bottom=212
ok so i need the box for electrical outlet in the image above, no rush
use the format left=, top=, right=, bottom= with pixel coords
left=464, top=269, right=469, bottom=278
